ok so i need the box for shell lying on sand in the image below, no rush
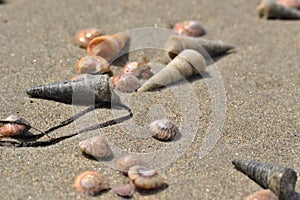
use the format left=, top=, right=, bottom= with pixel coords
left=76, top=55, right=110, bottom=74
left=123, top=61, right=153, bottom=79
left=111, top=74, right=141, bottom=93
left=257, top=0, right=300, bottom=19
left=138, top=49, right=206, bottom=92
left=112, top=184, right=135, bottom=198
left=79, top=136, right=112, bottom=159
left=149, top=119, right=179, bottom=141
left=75, top=28, right=105, bottom=48
left=173, top=20, right=206, bottom=37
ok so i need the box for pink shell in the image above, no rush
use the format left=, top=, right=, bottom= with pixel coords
left=173, top=20, right=206, bottom=37
left=111, top=74, right=141, bottom=93
left=0, top=115, right=31, bottom=136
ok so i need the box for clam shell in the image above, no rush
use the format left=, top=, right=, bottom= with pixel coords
left=74, top=171, right=110, bottom=196
left=75, top=28, right=105, bottom=48
left=116, top=155, right=148, bottom=174
left=112, top=184, right=135, bottom=197
left=245, top=189, right=278, bottom=200
left=76, top=55, right=110, bottom=74
left=79, top=136, right=112, bottom=159
left=112, top=74, right=141, bottom=93
left=173, top=20, right=206, bottom=37
left=149, top=119, right=179, bottom=141
left=0, top=115, right=31, bottom=136
left=128, top=165, right=165, bottom=190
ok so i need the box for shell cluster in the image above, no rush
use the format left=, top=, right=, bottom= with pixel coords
left=116, top=155, right=148, bottom=174
left=75, top=28, right=105, bottom=48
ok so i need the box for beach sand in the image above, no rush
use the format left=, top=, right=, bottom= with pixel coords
left=0, top=0, right=299, bottom=199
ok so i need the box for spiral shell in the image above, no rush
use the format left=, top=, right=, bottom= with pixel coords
left=116, top=155, right=148, bottom=174
left=111, top=74, right=141, bottom=93
left=245, top=189, right=278, bottom=200
left=76, top=55, right=110, bottom=74
left=149, top=119, right=179, bottom=141
left=75, top=28, right=105, bottom=48
left=112, top=184, right=135, bottom=198
left=277, top=0, right=300, bottom=9
left=0, top=115, right=31, bottom=136
left=128, top=165, right=165, bottom=190
left=123, top=62, right=153, bottom=79
left=79, top=136, right=112, bottom=159
left=74, top=171, right=110, bottom=196
left=173, top=20, right=206, bottom=37
left=257, top=0, right=300, bottom=19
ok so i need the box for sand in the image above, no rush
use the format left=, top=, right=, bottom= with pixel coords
left=0, top=0, right=299, bottom=199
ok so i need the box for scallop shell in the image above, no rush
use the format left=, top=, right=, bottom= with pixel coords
left=149, top=119, right=179, bottom=141
left=257, top=0, right=300, bottom=19
left=75, top=28, right=105, bottom=48
left=245, top=189, right=278, bottom=200
left=111, top=74, right=141, bottom=93
left=232, top=159, right=297, bottom=199
left=79, top=136, right=112, bottom=159
left=128, top=165, right=165, bottom=190
left=123, top=62, right=153, bottom=79
left=112, top=184, right=135, bottom=198
left=87, top=33, right=130, bottom=62
left=0, top=115, right=31, bottom=136
left=76, top=55, right=110, bottom=74
left=74, top=171, right=110, bottom=196
left=173, top=20, right=206, bottom=37
left=116, top=155, right=148, bottom=174
left=277, top=0, right=300, bottom=9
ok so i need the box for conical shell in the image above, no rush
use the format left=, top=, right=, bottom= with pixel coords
left=138, top=49, right=206, bottom=92
left=26, top=75, right=120, bottom=106
left=232, top=159, right=297, bottom=199
left=87, top=33, right=130, bottom=62
left=79, top=136, right=112, bottom=159
left=257, top=0, right=300, bottom=19
left=164, top=35, right=235, bottom=63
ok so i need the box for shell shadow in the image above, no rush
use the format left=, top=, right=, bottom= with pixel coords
left=136, top=183, right=169, bottom=196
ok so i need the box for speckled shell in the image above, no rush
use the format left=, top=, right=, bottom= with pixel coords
left=232, top=159, right=297, bottom=199
left=173, top=20, right=206, bottom=37
left=128, top=165, right=165, bottom=190
left=111, top=74, right=141, bottom=93
left=149, top=119, right=179, bottom=141
left=116, top=155, right=148, bottom=174
left=277, top=0, right=300, bottom=9
left=138, top=49, right=206, bottom=92
left=74, top=171, right=110, bottom=196
left=245, top=189, right=278, bottom=200
left=112, top=184, right=135, bottom=198
left=257, top=0, right=300, bottom=19
left=79, top=136, right=112, bottom=159
left=76, top=55, right=110, bottom=74
left=123, top=62, right=153, bottom=79
left=75, top=28, right=105, bottom=48
left=87, top=33, right=130, bottom=62
left=0, top=115, right=31, bottom=136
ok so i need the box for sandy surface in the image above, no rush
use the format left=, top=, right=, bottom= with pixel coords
left=0, top=0, right=299, bottom=199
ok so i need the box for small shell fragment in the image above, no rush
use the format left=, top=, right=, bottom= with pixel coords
left=111, top=74, right=141, bottom=93
left=79, top=136, right=112, bottom=159
left=173, top=20, right=206, bottom=37
left=76, top=55, right=110, bottom=74
left=245, top=189, right=278, bottom=200
left=116, top=155, right=148, bottom=174
left=74, top=171, right=110, bottom=196
left=75, top=28, right=105, bottom=48
left=112, top=184, right=135, bottom=198
left=128, top=165, right=165, bottom=190
left=123, top=62, right=153, bottom=79
left=0, top=115, right=31, bottom=136
left=149, top=119, right=179, bottom=141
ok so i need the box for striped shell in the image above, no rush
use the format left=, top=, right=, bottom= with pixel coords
left=128, top=165, right=165, bottom=190
left=74, top=171, right=110, bottom=196
left=149, top=119, right=179, bottom=141
left=79, top=136, right=112, bottom=159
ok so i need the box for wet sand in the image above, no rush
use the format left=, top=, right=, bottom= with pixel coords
left=0, top=0, right=299, bottom=199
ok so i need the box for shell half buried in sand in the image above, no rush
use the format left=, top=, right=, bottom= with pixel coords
left=138, top=49, right=206, bottom=92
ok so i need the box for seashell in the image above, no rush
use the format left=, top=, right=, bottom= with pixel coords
left=277, top=0, right=300, bottom=9
left=111, top=74, right=141, bottom=93
left=149, top=119, right=179, bottom=141
left=70, top=73, right=92, bottom=81
left=76, top=55, right=110, bottom=74
left=0, top=115, right=31, bottom=136
left=79, top=136, right=112, bottom=159
left=173, top=20, right=206, bottom=37
left=87, top=33, right=130, bottom=62
left=138, top=49, right=206, bottom=92
left=123, top=62, right=153, bottom=79
left=257, top=0, right=300, bottom=19
left=164, top=35, right=235, bottom=63
left=75, top=28, right=105, bottom=48
left=74, top=171, right=110, bottom=196
left=128, top=165, right=165, bottom=190
left=245, top=189, right=278, bottom=200
left=116, top=155, right=148, bottom=174
left=112, top=184, right=135, bottom=198
left=26, top=74, right=120, bottom=106
left=232, top=159, right=298, bottom=199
